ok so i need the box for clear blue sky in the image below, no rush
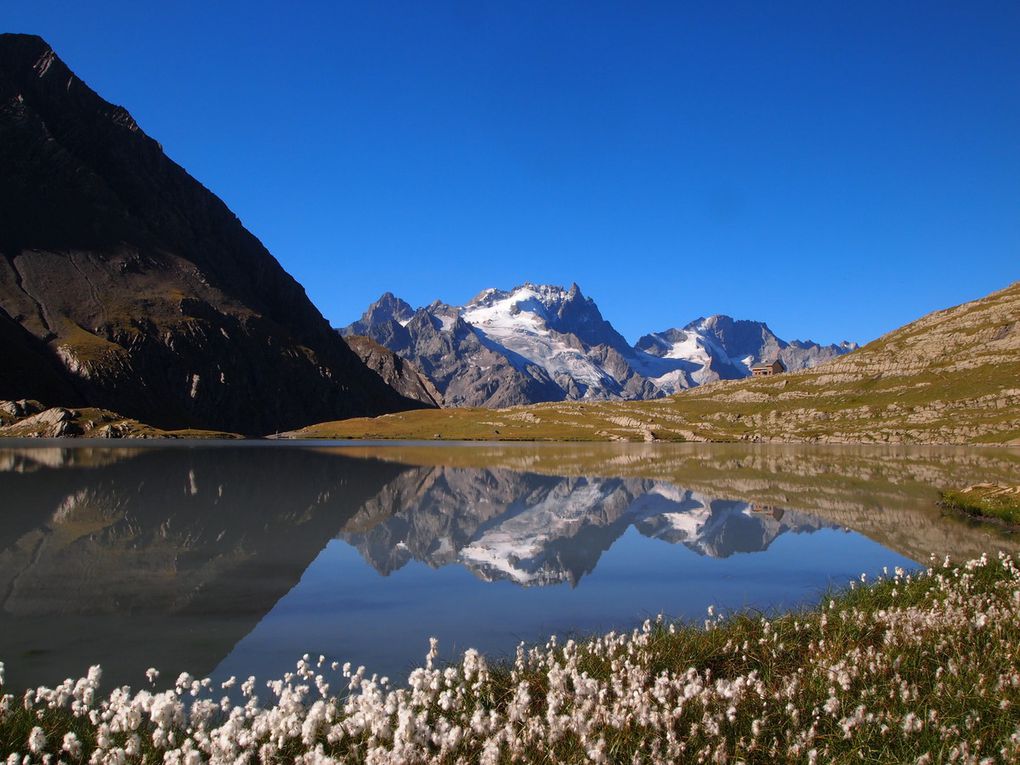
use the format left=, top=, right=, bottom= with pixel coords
left=5, top=1, right=1018, bottom=345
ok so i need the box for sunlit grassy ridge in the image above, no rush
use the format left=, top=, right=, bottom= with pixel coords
left=291, top=282, right=1020, bottom=444
left=3, top=554, right=1020, bottom=763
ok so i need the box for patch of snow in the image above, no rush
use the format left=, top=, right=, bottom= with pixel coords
left=460, top=284, right=619, bottom=393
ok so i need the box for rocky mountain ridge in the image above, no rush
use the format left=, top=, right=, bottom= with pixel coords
left=342, top=283, right=855, bottom=407
left=343, top=336, right=443, bottom=408
left=308, top=281, right=1020, bottom=445
left=0, top=34, right=426, bottom=435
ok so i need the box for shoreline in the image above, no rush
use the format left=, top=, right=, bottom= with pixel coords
left=3, top=554, right=1018, bottom=762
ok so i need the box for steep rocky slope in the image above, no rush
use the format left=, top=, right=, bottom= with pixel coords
left=342, top=283, right=850, bottom=406
left=344, top=335, right=443, bottom=408
left=0, top=34, right=425, bottom=435
left=294, top=281, right=1020, bottom=444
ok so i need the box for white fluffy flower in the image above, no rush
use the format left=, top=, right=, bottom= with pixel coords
left=61, top=732, right=82, bottom=759
left=27, top=726, right=46, bottom=754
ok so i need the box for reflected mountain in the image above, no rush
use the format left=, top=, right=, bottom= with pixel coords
left=1, top=443, right=1015, bottom=692
left=338, top=443, right=1020, bottom=564
left=0, top=446, right=404, bottom=690
left=338, top=467, right=833, bottom=586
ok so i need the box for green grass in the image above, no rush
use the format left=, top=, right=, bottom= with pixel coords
left=940, top=485, right=1020, bottom=526
left=3, top=555, right=1020, bottom=762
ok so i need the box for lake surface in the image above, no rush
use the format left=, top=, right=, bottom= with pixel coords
left=1, top=441, right=1017, bottom=692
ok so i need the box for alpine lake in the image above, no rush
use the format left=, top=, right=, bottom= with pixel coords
left=1, top=441, right=1018, bottom=694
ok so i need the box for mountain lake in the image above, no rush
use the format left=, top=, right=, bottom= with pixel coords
left=1, top=441, right=1017, bottom=693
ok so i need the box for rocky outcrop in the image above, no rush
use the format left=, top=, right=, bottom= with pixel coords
left=0, top=399, right=239, bottom=438
left=345, top=335, right=443, bottom=408
left=0, top=34, right=426, bottom=435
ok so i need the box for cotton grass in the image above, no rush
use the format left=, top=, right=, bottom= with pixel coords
left=2, top=554, right=1020, bottom=763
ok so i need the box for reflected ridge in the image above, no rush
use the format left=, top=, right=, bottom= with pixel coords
left=340, top=467, right=834, bottom=586
left=0, top=443, right=1016, bottom=691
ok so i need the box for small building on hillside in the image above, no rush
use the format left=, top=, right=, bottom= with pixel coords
left=750, top=359, right=786, bottom=377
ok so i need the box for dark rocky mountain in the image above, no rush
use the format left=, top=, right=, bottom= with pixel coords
left=344, top=291, right=567, bottom=407
left=342, top=283, right=857, bottom=408
left=0, top=34, right=427, bottom=435
left=343, top=292, right=416, bottom=352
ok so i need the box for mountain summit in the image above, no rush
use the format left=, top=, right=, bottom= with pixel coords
left=635, top=315, right=858, bottom=390
left=342, top=283, right=854, bottom=407
left=0, top=34, right=425, bottom=433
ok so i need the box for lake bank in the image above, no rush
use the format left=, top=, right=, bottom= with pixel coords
left=3, top=554, right=1019, bottom=763
left=2, top=442, right=1018, bottom=693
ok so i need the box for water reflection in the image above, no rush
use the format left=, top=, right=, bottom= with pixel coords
left=341, top=468, right=834, bottom=586
left=0, top=446, right=404, bottom=690
left=0, top=443, right=1015, bottom=691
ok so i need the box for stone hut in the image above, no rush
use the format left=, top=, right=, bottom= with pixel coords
left=750, top=359, right=786, bottom=377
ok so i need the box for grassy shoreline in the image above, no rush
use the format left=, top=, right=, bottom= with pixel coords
left=939, top=484, right=1020, bottom=527
left=3, top=554, right=1020, bottom=763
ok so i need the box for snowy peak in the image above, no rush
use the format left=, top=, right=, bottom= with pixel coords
left=462, top=282, right=582, bottom=329
left=684, top=315, right=785, bottom=360
left=633, top=314, right=857, bottom=393
left=341, top=284, right=857, bottom=407
left=462, top=283, right=567, bottom=328
left=458, top=283, right=633, bottom=400
left=462, top=282, right=630, bottom=354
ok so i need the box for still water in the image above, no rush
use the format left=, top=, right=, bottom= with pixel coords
left=1, top=442, right=1017, bottom=691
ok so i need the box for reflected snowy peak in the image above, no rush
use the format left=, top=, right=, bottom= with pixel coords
left=339, top=468, right=833, bottom=586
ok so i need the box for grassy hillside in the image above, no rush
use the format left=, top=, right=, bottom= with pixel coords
left=287, top=282, right=1020, bottom=444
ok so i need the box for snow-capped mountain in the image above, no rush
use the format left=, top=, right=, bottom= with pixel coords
left=634, top=315, right=859, bottom=393
left=458, top=284, right=655, bottom=401
left=340, top=283, right=857, bottom=407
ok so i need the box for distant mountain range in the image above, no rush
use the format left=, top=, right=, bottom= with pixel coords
left=309, top=281, right=1019, bottom=445
left=341, top=283, right=857, bottom=407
